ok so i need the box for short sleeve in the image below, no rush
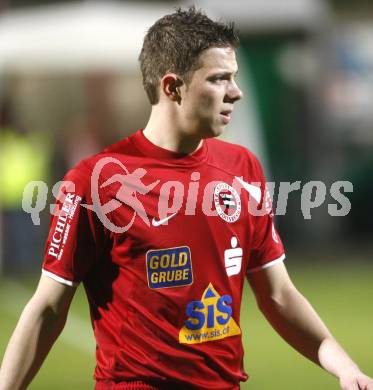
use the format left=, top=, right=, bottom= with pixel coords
left=42, top=162, right=108, bottom=286
left=246, top=157, right=285, bottom=274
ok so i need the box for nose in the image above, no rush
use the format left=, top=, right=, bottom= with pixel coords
left=225, top=80, right=243, bottom=103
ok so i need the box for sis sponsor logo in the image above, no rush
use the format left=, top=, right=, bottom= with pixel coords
left=179, top=283, right=241, bottom=344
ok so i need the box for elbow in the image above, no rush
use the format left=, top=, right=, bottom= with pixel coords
left=256, top=296, right=280, bottom=315
left=24, top=298, right=68, bottom=335
left=256, top=285, right=299, bottom=315
left=41, top=306, right=67, bottom=332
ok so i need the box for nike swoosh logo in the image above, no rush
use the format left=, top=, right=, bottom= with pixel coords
left=235, top=177, right=262, bottom=203
left=152, top=212, right=177, bottom=227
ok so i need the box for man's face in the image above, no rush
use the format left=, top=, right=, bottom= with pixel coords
left=179, top=46, right=242, bottom=138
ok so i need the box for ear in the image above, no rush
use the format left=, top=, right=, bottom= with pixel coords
left=160, top=74, right=183, bottom=102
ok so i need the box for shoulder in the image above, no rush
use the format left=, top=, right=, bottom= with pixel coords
left=206, top=137, right=263, bottom=176
left=63, top=133, right=138, bottom=183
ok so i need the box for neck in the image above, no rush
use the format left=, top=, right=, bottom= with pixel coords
left=143, top=105, right=203, bottom=154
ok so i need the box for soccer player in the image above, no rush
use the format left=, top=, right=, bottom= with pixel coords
left=0, top=7, right=372, bottom=390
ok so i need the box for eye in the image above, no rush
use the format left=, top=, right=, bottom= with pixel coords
left=209, top=76, right=228, bottom=84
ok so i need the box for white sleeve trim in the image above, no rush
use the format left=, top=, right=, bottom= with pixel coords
left=42, top=269, right=79, bottom=287
left=247, top=254, right=286, bottom=274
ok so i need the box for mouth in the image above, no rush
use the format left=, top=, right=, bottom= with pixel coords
left=220, top=110, right=232, bottom=124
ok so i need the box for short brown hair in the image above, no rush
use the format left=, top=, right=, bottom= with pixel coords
left=139, top=7, right=239, bottom=105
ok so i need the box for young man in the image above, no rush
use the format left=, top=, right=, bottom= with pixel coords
left=0, top=7, right=372, bottom=390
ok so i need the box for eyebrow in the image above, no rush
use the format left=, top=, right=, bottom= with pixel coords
left=209, top=70, right=239, bottom=78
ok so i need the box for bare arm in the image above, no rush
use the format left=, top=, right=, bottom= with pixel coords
left=247, top=262, right=373, bottom=390
left=0, top=275, right=77, bottom=390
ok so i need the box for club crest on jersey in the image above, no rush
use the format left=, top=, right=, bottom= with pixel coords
left=179, top=283, right=241, bottom=344
left=213, top=182, right=241, bottom=223
left=146, top=246, right=193, bottom=289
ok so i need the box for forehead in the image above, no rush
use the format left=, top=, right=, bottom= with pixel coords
left=195, top=47, right=238, bottom=75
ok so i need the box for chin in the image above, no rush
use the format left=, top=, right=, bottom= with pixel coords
left=207, top=124, right=225, bottom=137
left=212, top=126, right=225, bottom=137
left=195, top=122, right=225, bottom=139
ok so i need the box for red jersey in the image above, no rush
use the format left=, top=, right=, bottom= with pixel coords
left=42, top=129, right=285, bottom=389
